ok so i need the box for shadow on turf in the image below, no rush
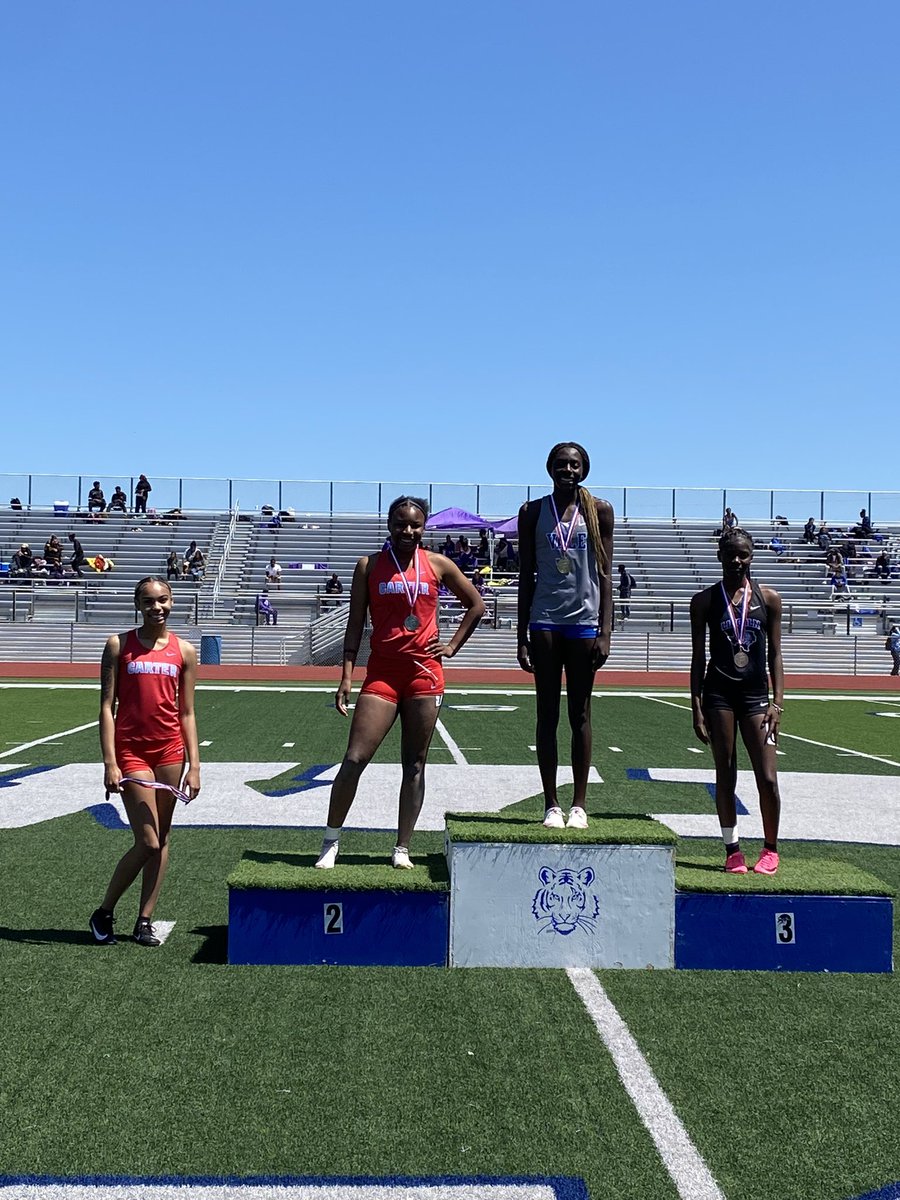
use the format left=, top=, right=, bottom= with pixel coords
left=191, top=924, right=229, bottom=964
left=0, top=925, right=96, bottom=947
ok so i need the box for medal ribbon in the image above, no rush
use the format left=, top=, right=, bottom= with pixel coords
left=388, top=544, right=421, bottom=617
left=116, top=777, right=193, bottom=804
left=720, top=581, right=751, bottom=650
left=549, top=496, right=580, bottom=557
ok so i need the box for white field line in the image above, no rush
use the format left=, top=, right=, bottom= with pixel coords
left=777, top=732, right=900, bottom=769
left=0, top=721, right=99, bottom=760
left=435, top=719, right=468, bottom=766
left=641, top=693, right=900, bottom=767
left=567, top=968, right=724, bottom=1200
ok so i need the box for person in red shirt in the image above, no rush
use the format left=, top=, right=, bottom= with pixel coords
left=315, top=496, right=485, bottom=870
left=89, top=576, right=201, bottom=946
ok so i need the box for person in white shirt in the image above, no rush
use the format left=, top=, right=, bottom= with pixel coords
left=265, top=557, right=282, bottom=589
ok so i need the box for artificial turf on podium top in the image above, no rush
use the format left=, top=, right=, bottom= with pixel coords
left=444, top=811, right=677, bottom=845
left=675, top=853, right=894, bottom=895
left=227, top=848, right=450, bottom=891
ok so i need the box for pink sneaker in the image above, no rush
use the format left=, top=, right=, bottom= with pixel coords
left=724, top=850, right=748, bottom=874
left=753, top=849, right=780, bottom=875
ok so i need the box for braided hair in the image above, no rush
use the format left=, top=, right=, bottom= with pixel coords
left=545, top=442, right=608, bottom=579
left=718, top=527, right=754, bottom=553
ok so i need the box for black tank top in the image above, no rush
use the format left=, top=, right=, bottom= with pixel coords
left=705, top=579, right=768, bottom=690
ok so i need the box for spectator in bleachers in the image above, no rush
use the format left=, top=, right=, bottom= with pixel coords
left=182, top=541, right=199, bottom=576
left=829, top=569, right=851, bottom=597
left=440, top=535, right=455, bottom=557
left=135, top=474, right=152, bottom=515
left=325, top=572, right=343, bottom=598
left=265, top=556, right=283, bottom=589
left=11, top=543, right=34, bottom=577
left=108, top=486, right=128, bottom=513
left=874, top=550, right=891, bottom=580
left=87, top=482, right=106, bottom=513
left=887, top=625, right=900, bottom=676
left=723, top=507, right=738, bottom=530
left=617, top=563, right=636, bottom=618
left=802, top=517, right=817, bottom=543
left=187, top=548, right=205, bottom=583
left=166, top=550, right=180, bottom=581
left=44, top=535, right=63, bottom=578
left=68, top=532, right=87, bottom=577
left=853, top=509, right=874, bottom=538
left=256, top=590, right=278, bottom=625
left=817, top=524, right=832, bottom=552
left=476, top=530, right=490, bottom=562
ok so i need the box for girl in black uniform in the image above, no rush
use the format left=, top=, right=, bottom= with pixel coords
left=690, top=529, right=783, bottom=874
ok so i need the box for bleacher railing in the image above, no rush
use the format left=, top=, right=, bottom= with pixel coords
left=3, top=473, right=899, bottom=524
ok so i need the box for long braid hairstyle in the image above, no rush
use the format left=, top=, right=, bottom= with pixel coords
left=545, top=442, right=608, bottom=579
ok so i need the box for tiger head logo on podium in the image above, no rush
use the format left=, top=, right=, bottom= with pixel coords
left=531, top=866, right=600, bottom=936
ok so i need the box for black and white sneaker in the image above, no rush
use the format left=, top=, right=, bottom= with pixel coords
left=133, top=917, right=161, bottom=947
left=89, top=907, right=117, bottom=945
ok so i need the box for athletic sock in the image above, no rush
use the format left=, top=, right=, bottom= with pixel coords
left=764, top=841, right=778, bottom=852
left=724, top=841, right=740, bottom=855
left=324, top=826, right=342, bottom=842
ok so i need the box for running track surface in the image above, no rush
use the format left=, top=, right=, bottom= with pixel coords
left=1, top=661, right=899, bottom=690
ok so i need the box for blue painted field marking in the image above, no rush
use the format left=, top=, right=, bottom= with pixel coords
left=853, top=1183, right=900, bottom=1199
left=625, top=767, right=749, bottom=815
left=259, top=763, right=334, bottom=797
left=0, top=765, right=57, bottom=788
left=0, top=1173, right=589, bottom=1199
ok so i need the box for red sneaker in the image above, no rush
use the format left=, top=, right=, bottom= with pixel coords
left=724, top=850, right=748, bottom=874
left=753, top=848, right=780, bottom=875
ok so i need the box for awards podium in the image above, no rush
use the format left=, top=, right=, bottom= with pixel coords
left=226, top=816, right=893, bottom=973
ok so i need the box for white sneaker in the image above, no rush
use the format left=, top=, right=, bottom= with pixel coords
left=314, top=840, right=339, bottom=869
left=566, top=806, right=589, bottom=829
left=392, top=845, right=415, bottom=869
left=542, top=806, right=565, bottom=829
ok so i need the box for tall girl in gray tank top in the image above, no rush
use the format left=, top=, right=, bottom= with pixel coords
left=517, top=442, right=614, bottom=830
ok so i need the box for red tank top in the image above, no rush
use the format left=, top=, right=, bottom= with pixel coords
left=368, top=547, right=440, bottom=657
left=115, top=629, right=184, bottom=745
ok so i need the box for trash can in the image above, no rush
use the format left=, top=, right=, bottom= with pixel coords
left=200, top=635, right=222, bottom=665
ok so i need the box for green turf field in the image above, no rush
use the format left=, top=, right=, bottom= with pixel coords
left=2, top=680, right=900, bottom=1199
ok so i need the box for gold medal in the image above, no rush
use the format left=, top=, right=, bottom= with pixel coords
left=556, top=555, right=571, bottom=575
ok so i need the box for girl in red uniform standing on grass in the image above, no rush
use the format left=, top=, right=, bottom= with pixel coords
left=315, top=496, right=485, bottom=870
left=90, top=576, right=201, bottom=946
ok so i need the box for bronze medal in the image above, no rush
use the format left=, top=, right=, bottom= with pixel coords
left=556, top=555, right=572, bottom=575
left=733, top=649, right=749, bottom=669
left=404, top=614, right=420, bottom=632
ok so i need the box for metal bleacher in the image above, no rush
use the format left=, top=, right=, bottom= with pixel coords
left=2, top=499, right=899, bottom=674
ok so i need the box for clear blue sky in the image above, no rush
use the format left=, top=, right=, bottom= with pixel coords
left=3, top=1, right=898, bottom=496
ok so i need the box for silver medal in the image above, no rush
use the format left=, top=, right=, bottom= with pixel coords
left=733, top=649, right=749, bottom=669
left=404, top=613, right=420, bottom=632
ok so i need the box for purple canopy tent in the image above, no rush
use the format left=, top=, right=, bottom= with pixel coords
left=425, top=507, right=487, bottom=530
left=425, top=507, right=519, bottom=572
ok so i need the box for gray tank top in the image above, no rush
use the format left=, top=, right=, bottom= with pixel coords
left=529, top=495, right=602, bottom=627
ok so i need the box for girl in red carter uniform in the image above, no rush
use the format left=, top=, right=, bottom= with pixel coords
left=89, top=576, right=201, bottom=946
left=315, top=497, right=485, bottom=869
